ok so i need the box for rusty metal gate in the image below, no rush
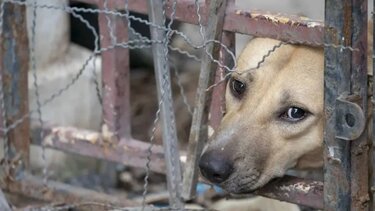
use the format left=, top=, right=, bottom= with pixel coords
left=0, top=0, right=373, bottom=210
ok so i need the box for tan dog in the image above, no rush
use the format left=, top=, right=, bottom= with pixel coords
left=199, top=38, right=325, bottom=193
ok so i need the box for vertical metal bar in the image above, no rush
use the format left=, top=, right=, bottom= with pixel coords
left=209, top=32, right=235, bottom=130
left=98, top=0, right=131, bottom=141
left=182, top=0, right=228, bottom=200
left=209, top=0, right=235, bottom=131
left=324, top=0, right=369, bottom=210
left=0, top=2, right=30, bottom=169
left=324, top=0, right=350, bottom=209
left=147, top=0, right=183, bottom=208
left=97, top=1, right=131, bottom=188
left=350, top=1, right=370, bottom=210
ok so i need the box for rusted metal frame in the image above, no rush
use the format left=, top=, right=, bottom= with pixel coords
left=1, top=0, right=328, bottom=207
left=0, top=0, right=328, bottom=207
left=0, top=2, right=30, bottom=171
left=324, top=0, right=370, bottom=210
left=98, top=0, right=131, bottom=141
left=30, top=126, right=166, bottom=174
left=73, top=0, right=324, bottom=45
left=0, top=173, right=139, bottom=207
left=147, top=0, right=183, bottom=208
left=182, top=0, right=228, bottom=201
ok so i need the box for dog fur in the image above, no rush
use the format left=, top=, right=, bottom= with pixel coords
left=199, top=34, right=358, bottom=194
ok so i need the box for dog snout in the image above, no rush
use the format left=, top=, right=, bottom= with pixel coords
left=199, top=150, right=234, bottom=184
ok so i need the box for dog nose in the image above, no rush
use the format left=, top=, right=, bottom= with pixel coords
left=199, top=150, right=233, bottom=184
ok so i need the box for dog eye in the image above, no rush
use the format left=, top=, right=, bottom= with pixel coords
left=281, top=107, right=306, bottom=122
left=230, top=78, right=246, bottom=98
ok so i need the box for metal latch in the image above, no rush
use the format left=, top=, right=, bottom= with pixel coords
left=335, top=96, right=366, bottom=141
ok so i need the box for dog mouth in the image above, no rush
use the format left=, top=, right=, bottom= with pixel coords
left=218, top=169, right=263, bottom=194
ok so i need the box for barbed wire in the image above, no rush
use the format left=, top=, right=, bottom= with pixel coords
left=142, top=100, right=162, bottom=210
left=103, top=0, right=117, bottom=45
left=170, top=60, right=194, bottom=116
left=29, top=0, right=48, bottom=185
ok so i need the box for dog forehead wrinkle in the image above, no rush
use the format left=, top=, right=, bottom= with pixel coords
left=277, top=90, right=306, bottom=111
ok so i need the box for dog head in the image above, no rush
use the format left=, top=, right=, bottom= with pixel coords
left=199, top=38, right=324, bottom=193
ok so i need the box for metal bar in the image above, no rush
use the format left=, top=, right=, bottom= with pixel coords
left=0, top=173, right=138, bottom=207
left=324, top=0, right=369, bottom=210
left=146, top=0, right=183, bottom=207
left=252, top=176, right=323, bottom=209
left=182, top=0, right=228, bottom=200
left=102, top=0, right=324, bottom=45
left=72, top=0, right=324, bottom=45
left=0, top=2, right=30, bottom=169
left=209, top=0, right=236, bottom=131
left=349, top=1, right=370, bottom=210
left=98, top=0, right=131, bottom=141
left=209, top=31, right=235, bottom=130
left=30, top=126, right=166, bottom=174
left=323, top=0, right=351, bottom=208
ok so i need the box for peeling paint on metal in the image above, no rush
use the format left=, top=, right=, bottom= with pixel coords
left=101, top=124, right=115, bottom=141
left=279, top=182, right=313, bottom=194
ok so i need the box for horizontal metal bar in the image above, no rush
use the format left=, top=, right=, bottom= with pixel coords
left=31, top=126, right=166, bottom=174
left=73, top=0, right=324, bottom=45
left=1, top=173, right=138, bottom=207
left=231, top=176, right=323, bottom=209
